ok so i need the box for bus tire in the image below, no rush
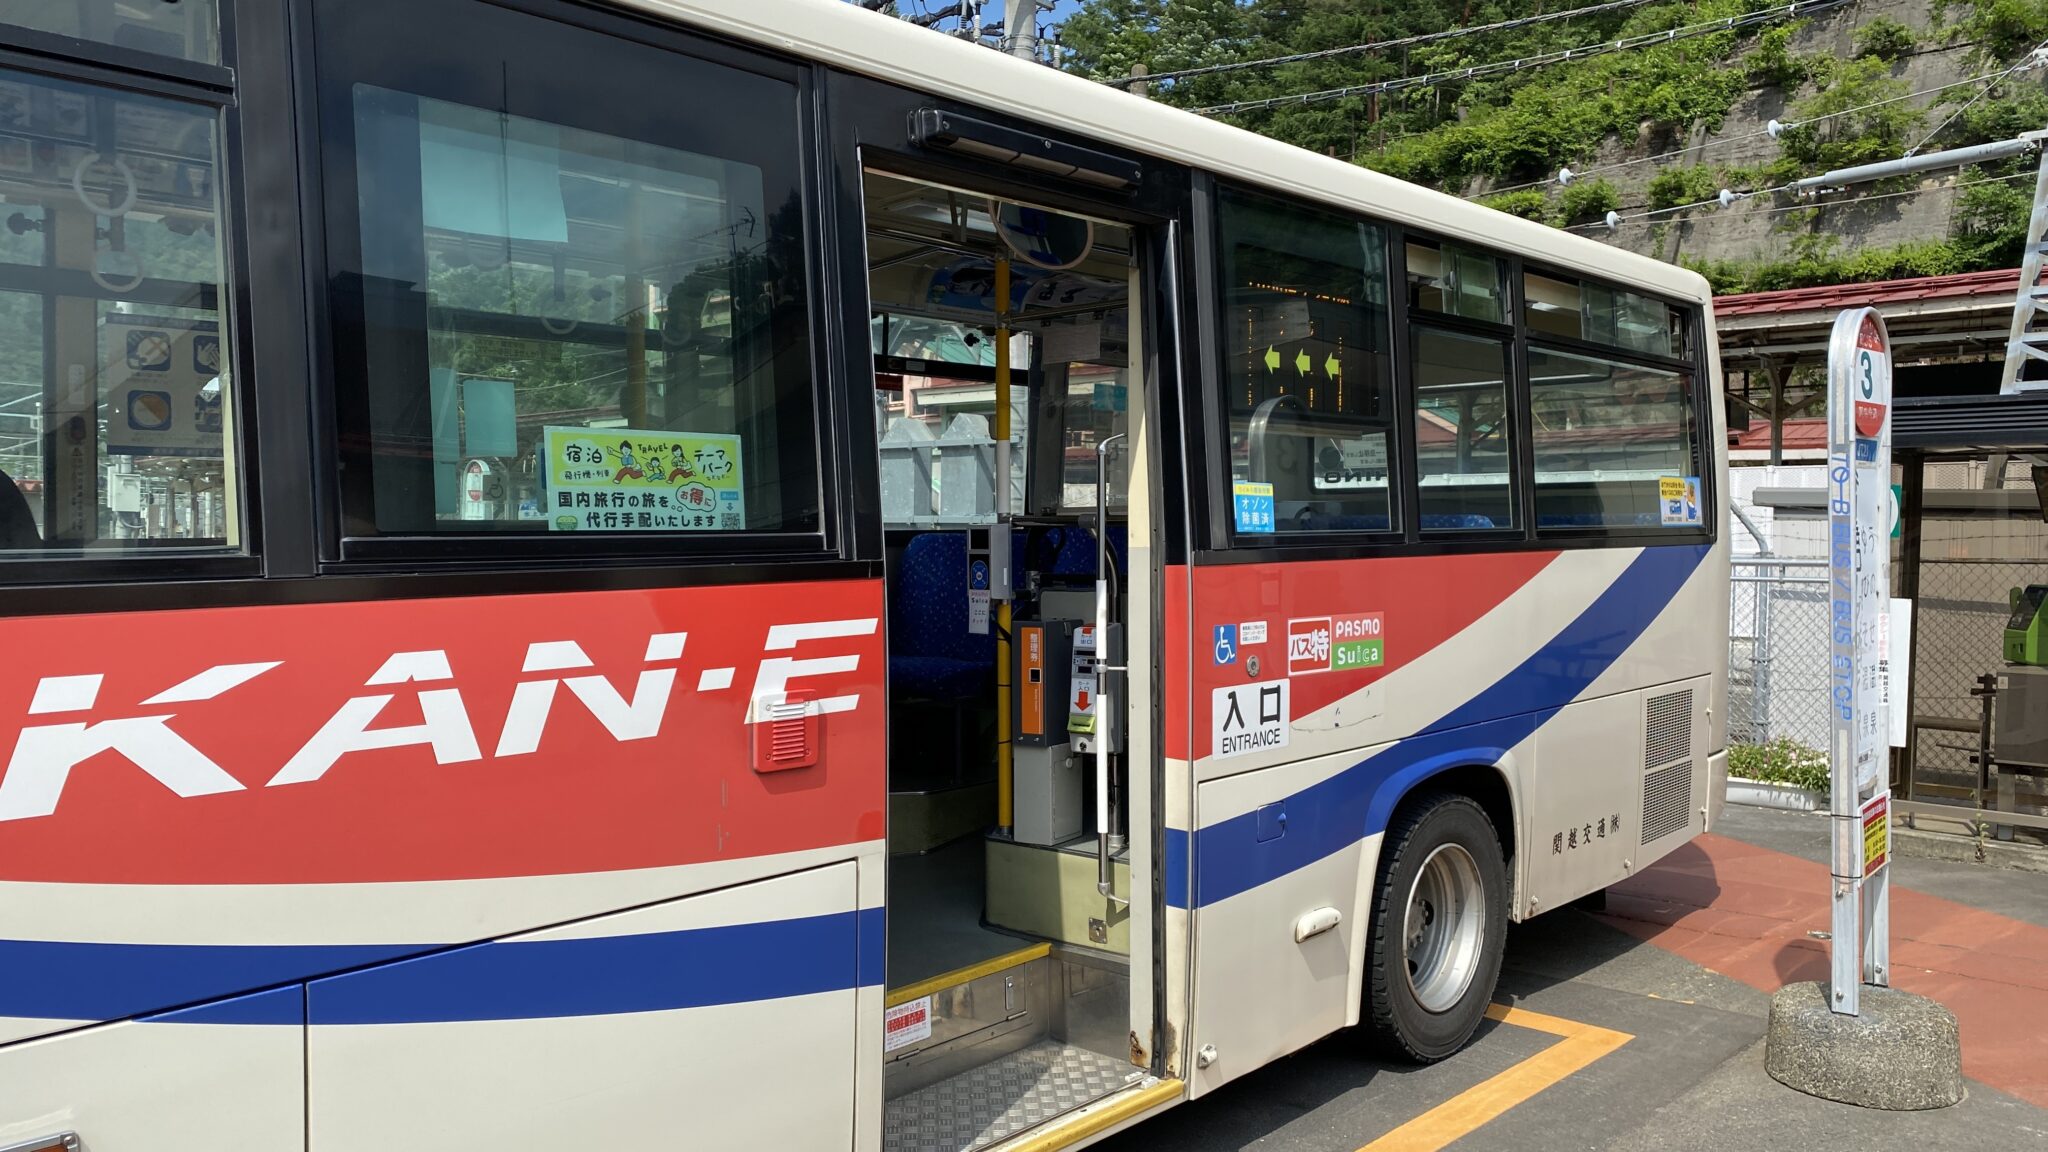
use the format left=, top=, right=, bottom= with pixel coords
left=1364, top=791, right=1508, bottom=1063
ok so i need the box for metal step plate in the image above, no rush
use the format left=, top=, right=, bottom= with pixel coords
left=883, top=1041, right=1145, bottom=1152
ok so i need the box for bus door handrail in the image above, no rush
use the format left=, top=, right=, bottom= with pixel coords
left=1096, top=430, right=1129, bottom=909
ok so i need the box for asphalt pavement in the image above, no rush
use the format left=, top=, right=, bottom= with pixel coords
left=1095, top=803, right=2048, bottom=1151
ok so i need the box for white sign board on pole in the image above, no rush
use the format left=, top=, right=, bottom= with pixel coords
left=1825, top=307, right=1893, bottom=1017
left=1887, top=598, right=1913, bottom=749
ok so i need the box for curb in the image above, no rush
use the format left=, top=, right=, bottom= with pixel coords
left=1726, top=777, right=1825, bottom=812
left=1725, top=789, right=2048, bottom=873
left=1893, top=823, right=2048, bottom=874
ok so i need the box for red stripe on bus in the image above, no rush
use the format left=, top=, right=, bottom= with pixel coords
left=1165, top=552, right=1560, bottom=761
left=0, top=580, right=886, bottom=886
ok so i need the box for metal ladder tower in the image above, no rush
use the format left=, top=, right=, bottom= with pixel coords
left=1999, top=130, right=2048, bottom=394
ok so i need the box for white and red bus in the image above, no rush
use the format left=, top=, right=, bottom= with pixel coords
left=0, top=2, right=1728, bottom=1150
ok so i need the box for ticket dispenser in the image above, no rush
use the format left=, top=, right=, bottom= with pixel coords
left=1013, top=619, right=1082, bottom=846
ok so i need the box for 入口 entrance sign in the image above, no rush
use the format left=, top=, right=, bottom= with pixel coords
left=1825, top=307, right=1893, bottom=1017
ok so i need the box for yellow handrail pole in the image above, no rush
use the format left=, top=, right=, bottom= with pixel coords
left=995, top=256, right=1014, bottom=835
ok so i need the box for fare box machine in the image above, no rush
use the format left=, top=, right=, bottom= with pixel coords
left=997, top=598, right=1129, bottom=949
left=1009, top=612, right=1121, bottom=846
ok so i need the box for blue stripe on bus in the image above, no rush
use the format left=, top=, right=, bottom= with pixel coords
left=0, top=938, right=419, bottom=1024
left=145, top=983, right=306, bottom=1027
left=1169, top=544, right=1708, bottom=911
left=0, top=910, right=873, bottom=1025
left=307, top=911, right=861, bottom=1025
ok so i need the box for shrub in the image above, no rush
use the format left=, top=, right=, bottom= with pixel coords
left=1779, top=57, right=1926, bottom=170
left=1728, top=738, right=1830, bottom=791
left=1555, top=177, right=1621, bottom=226
left=1480, top=189, right=1551, bottom=220
left=1954, top=177, right=2033, bottom=266
left=1746, top=24, right=1811, bottom=87
left=1646, top=165, right=1722, bottom=211
left=1854, top=16, right=1918, bottom=62
left=1954, top=0, right=2048, bottom=60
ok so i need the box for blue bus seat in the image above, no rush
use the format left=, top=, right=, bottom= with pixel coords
left=889, top=532, right=995, bottom=701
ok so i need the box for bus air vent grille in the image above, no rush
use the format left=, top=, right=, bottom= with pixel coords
left=752, top=692, right=819, bottom=773
left=1641, top=760, right=1692, bottom=844
left=1645, top=688, right=1692, bottom=769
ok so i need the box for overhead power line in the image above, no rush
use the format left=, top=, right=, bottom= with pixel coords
left=1102, top=0, right=1660, bottom=89
left=1904, top=38, right=2048, bottom=156
left=1192, top=0, right=1848, bottom=117
left=1473, top=59, right=2047, bottom=199
left=1614, top=166, right=2040, bottom=231
left=1566, top=132, right=2043, bottom=231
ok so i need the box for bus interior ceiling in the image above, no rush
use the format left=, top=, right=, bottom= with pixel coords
left=864, top=171, right=1144, bottom=1149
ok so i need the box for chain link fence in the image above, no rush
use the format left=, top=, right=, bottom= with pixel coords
left=1730, top=458, right=2048, bottom=824
left=1728, top=558, right=1832, bottom=750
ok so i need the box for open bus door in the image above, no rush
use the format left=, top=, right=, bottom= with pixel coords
left=835, top=78, right=1184, bottom=1151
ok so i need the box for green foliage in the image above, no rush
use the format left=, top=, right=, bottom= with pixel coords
left=1555, top=177, right=1621, bottom=227
left=1646, top=165, right=1721, bottom=211
left=1948, top=0, right=2048, bottom=59
left=1953, top=177, right=2033, bottom=265
left=1745, top=24, right=1812, bottom=87
left=1727, top=738, right=1829, bottom=791
left=1054, top=0, right=2046, bottom=293
left=1684, top=234, right=1971, bottom=293
left=1777, top=56, right=1925, bottom=170
left=1853, top=16, right=1918, bottom=61
left=1479, top=189, right=1550, bottom=220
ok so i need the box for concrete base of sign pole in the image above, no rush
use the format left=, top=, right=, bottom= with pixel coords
left=1764, top=981, right=1963, bottom=1109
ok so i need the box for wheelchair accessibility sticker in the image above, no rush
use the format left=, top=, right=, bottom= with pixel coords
left=1213, top=623, right=1238, bottom=665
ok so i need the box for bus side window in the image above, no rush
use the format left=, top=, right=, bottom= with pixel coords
left=1522, top=271, right=1702, bottom=532
left=1215, top=186, right=1398, bottom=539
left=1528, top=345, right=1698, bottom=530
left=316, top=0, right=820, bottom=543
left=0, top=62, right=240, bottom=559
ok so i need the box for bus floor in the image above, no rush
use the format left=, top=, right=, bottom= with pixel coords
left=887, top=833, right=1035, bottom=991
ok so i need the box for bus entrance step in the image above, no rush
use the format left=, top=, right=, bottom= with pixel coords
left=882, top=1040, right=1144, bottom=1152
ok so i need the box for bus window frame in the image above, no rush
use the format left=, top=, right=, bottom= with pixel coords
left=1205, top=179, right=1408, bottom=549
left=1517, top=256, right=1714, bottom=545
left=823, top=63, right=1191, bottom=567
left=0, top=2, right=269, bottom=589
left=302, top=0, right=846, bottom=570
left=1399, top=225, right=1523, bottom=542
left=1190, top=201, right=1717, bottom=564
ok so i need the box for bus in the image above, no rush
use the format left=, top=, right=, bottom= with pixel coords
left=0, top=1, right=1729, bottom=1149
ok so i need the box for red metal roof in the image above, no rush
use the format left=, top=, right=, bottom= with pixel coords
left=1714, top=268, right=2020, bottom=318
left=1728, top=416, right=1827, bottom=451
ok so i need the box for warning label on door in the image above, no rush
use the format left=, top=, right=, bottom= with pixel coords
left=1213, top=680, right=1290, bottom=761
left=884, top=996, right=933, bottom=1053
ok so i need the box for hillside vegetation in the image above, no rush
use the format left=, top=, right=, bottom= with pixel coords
left=1059, top=0, right=2048, bottom=291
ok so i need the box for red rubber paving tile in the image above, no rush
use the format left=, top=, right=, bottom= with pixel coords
left=1596, top=833, right=2048, bottom=1108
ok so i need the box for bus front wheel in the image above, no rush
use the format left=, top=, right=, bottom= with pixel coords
left=1364, top=792, right=1508, bottom=1063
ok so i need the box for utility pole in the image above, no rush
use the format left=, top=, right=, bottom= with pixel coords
left=1001, top=0, right=1057, bottom=61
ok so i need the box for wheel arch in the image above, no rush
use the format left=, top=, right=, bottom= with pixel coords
left=1344, top=745, right=1524, bottom=1027
left=1364, top=748, right=1520, bottom=876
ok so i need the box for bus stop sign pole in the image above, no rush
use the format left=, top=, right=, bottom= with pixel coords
left=1764, top=308, right=1961, bottom=1110
left=1825, top=306, right=1892, bottom=1017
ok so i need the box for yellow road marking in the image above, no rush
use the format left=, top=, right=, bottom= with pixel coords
left=884, top=942, right=1052, bottom=1009
left=1357, top=1004, right=1633, bottom=1152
